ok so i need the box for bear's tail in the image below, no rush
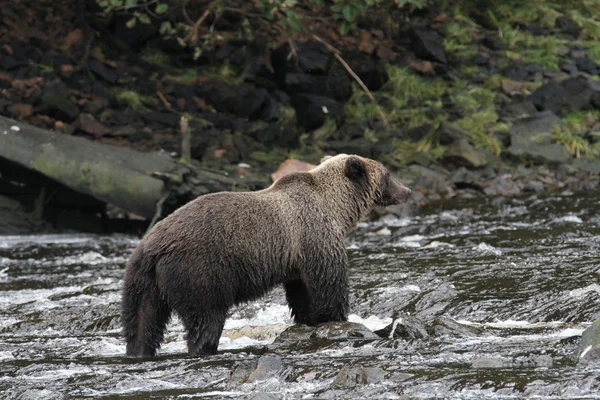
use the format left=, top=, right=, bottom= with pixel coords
left=121, top=243, right=171, bottom=358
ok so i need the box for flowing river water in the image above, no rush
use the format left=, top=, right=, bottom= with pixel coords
left=0, top=191, right=599, bottom=399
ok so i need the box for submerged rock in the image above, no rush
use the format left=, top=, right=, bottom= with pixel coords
left=332, top=366, right=386, bottom=389
left=375, top=313, right=428, bottom=339
left=472, top=355, right=553, bottom=369
left=573, top=319, right=600, bottom=365
left=428, top=317, right=480, bottom=338
left=274, top=321, right=378, bottom=344
left=226, top=355, right=287, bottom=388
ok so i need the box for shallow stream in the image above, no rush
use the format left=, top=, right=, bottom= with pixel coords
left=1, top=191, right=599, bottom=399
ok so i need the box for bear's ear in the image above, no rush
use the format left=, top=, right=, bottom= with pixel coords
left=345, top=156, right=366, bottom=180
left=320, top=155, right=333, bottom=164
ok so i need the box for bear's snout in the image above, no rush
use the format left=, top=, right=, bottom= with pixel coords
left=377, top=178, right=411, bottom=207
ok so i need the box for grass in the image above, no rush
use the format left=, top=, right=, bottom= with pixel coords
left=115, top=90, right=146, bottom=111
left=553, top=126, right=597, bottom=158
left=562, top=110, right=600, bottom=133
left=206, top=63, right=244, bottom=86
left=141, top=50, right=170, bottom=66
left=454, top=109, right=508, bottom=155
left=169, top=70, right=198, bottom=84
left=345, top=66, right=448, bottom=128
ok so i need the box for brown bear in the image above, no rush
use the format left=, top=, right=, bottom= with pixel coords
left=121, top=154, right=411, bottom=357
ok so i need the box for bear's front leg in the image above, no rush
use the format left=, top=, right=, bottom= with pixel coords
left=303, top=248, right=350, bottom=324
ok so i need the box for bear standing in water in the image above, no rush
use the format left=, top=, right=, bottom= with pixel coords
left=121, top=154, right=411, bottom=357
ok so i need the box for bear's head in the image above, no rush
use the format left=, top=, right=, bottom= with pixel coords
left=317, top=154, right=411, bottom=208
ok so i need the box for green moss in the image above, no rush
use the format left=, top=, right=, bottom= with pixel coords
left=313, top=119, right=337, bottom=142
left=483, top=74, right=504, bottom=90
left=206, top=63, right=243, bottom=86
left=170, top=70, right=198, bottom=84
left=587, top=43, right=600, bottom=64
left=115, top=90, right=146, bottom=111
left=278, top=106, right=297, bottom=126
left=141, top=50, right=170, bottom=66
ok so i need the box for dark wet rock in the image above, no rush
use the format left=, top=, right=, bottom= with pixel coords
left=503, top=62, right=532, bottom=81
left=408, top=165, right=452, bottom=196
left=506, top=111, right=570, bottom=164
left=375, top=313, right=428, bottom=339
left=87, top=59, right=118, bottom=83
left=283, top=73, right=352, bottom=101
left=574, top=57, right=598, bottom=75
left=142, top=111, right=180, bottom=128
left=555, top=16, right=581, bottom=38
left=501, top=100, right=538, bottom=121
left=272, top=41, right=332, bottom=82
left=482, top=176, right=522, bottom=196
left=333, top=120, right=388, bottom=140
left=227, top=355, right=286, bottom=388
left=354, top=59, right=389, bottom=91
left=442, top=138, right=487, bottom=168
left=482, top=35, right=503, bottom=51
left=405, top=124, right=433, bottom=142
left=0, top=55, right=22, bottom=70
left=326, top=138, right=391, bottom=159
left=77, top=113, right=111, bottom=137
left=84, top=82, right=117, bottom=106
left=518, top=23, right=545, bottom=36
left=528, top=77, right=592, bottom=114
left=250, top=124, right=302, bottom=148
left=409, top=28, right=447, bottom=64
left=523, top=180, right=545, bottom=193
left=39, top=90, right=79, bottom=121
left=275, top=322, right=378, bottom=344
left=112, top=13, right=159, bottom=48
left=472, top=355, right=553, bottom=369
left=0, top=196, right=45, bottom=234
left=573, top=319, right=600, bottom=365
left=412, top=282, right=458, bottom=322
left=332, top=366, right=386, bottom=389
left=435, top=122, right=464, bottom=145
left=572, top=159, right=600, bottom=174
left=452, top=167, right=481, bottom=188
left=429, top=317, right=479, bottom=337
left=291, top=93, right=343, bottom=130
left=406, top=152, right=436, bottom=168
left=196, top=84, right=270, bottom=121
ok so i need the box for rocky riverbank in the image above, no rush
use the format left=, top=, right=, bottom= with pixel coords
left=1, top=0, right=599, bottom=232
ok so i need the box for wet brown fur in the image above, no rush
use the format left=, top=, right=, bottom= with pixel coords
left=121, top=154, right=411, bottom=357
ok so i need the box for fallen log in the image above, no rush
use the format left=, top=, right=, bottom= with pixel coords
left=0, top=115, right=239, bottom=221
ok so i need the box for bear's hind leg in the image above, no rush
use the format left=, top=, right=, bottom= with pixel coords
left=284, top=279, right=315, bottom=325
left=123, top=283, right=171, bottom=358
left=181, top=308, right=227, bottom=356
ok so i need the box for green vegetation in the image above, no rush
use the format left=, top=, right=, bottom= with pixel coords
left=346, top=66, right=447, bottom=129
left=563, top=110, right=600, bottom=134
left=553, top=126, right=597, bottom=158
left=115, top=90, right=146, bottom=111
